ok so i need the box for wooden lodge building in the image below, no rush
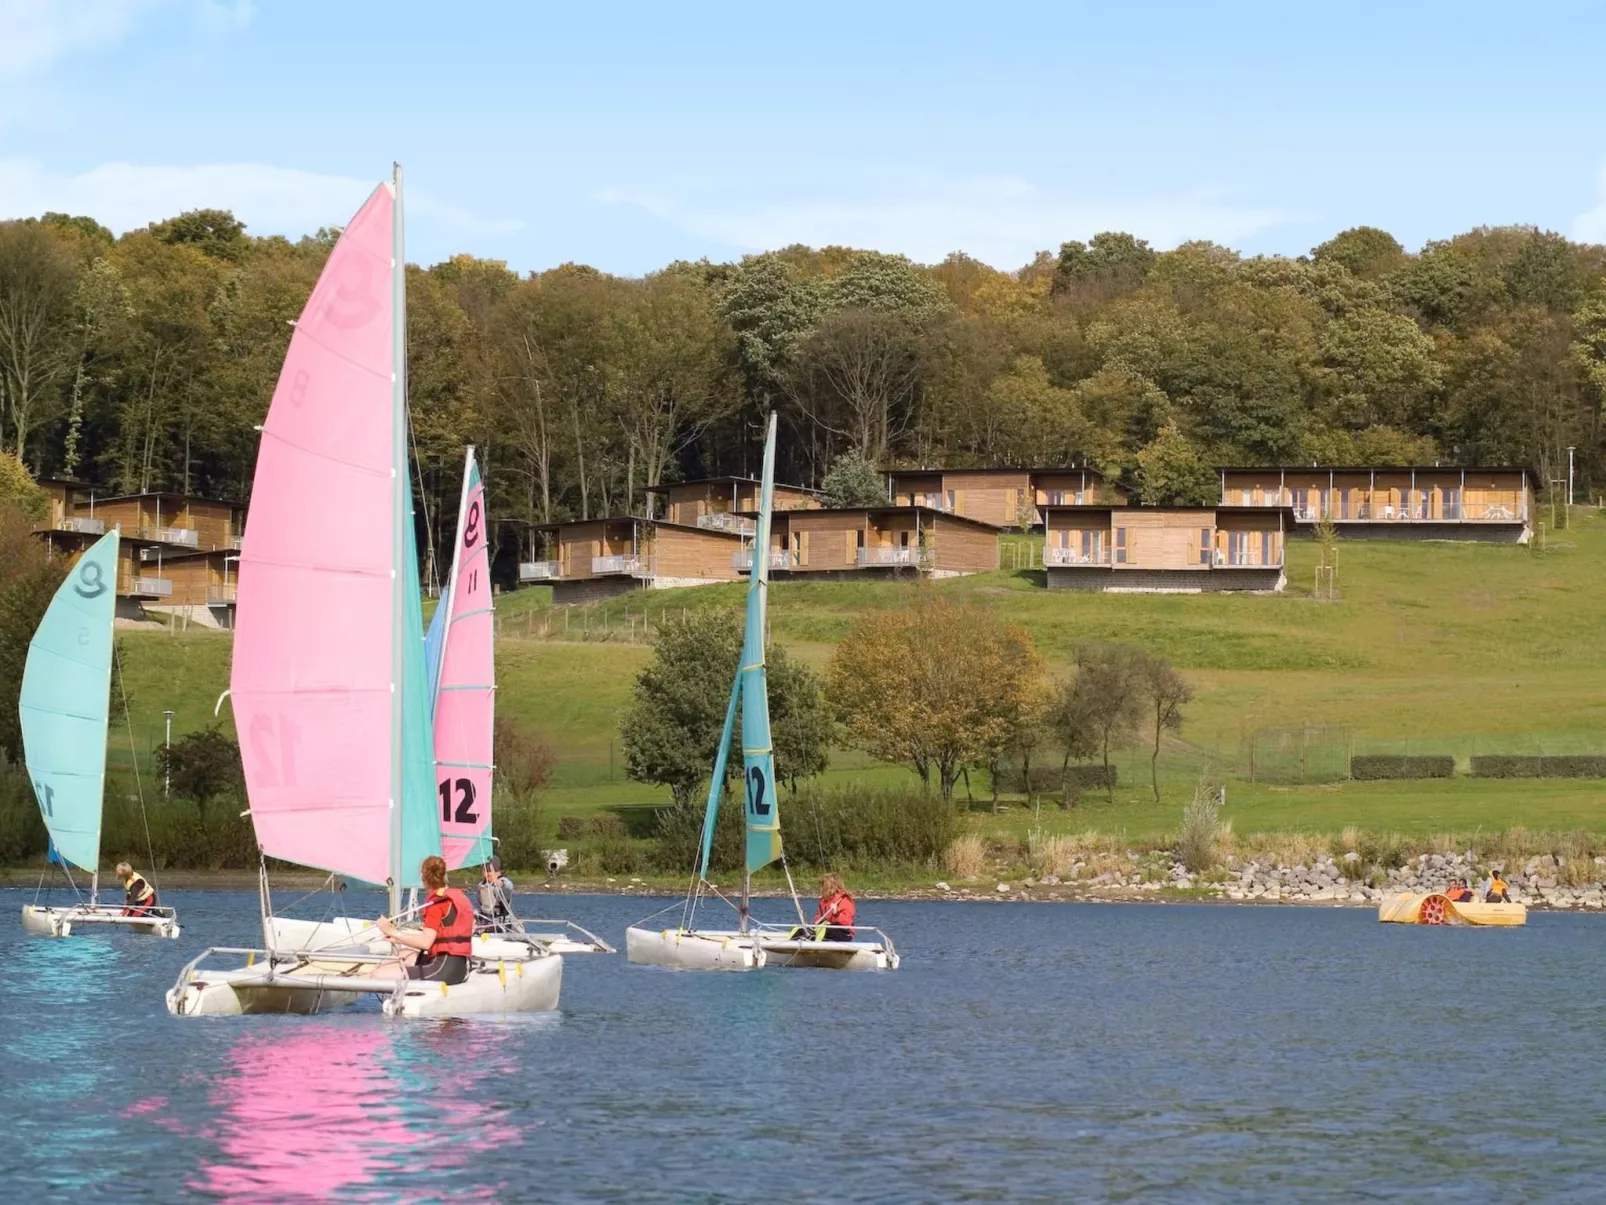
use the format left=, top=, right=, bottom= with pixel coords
left=524, top=517, right=745, bottom=604
left=1043, top=505, right=1291, bottom=593
left=645, top=476, right=821, bottom=534
left=740, top=505, right=1001, bottom=580
left=33, top=480, right=246, bottom=625
left=1218, top=466, right=1535, bottom=542
left=885, top=466, right=1124, bottom=528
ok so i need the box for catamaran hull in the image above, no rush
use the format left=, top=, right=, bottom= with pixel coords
left=1379, top=893, right=1528, bottom=926
left=271, top=915, right=610, bottom=957
left=167, top=954, right=562, bottom=1017
left=625, top=926, right=764, bottom=970
left=759, top=938, right=899, bottom=971
left=21, top=904, right=180, bottom=940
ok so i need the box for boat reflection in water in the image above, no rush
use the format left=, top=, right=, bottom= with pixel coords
left=194, top=1018, right=538, bottom=1202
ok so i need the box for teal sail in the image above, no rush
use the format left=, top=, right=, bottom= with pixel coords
left=20, top=529, right=119, bottom=873
left=695, top=671, right=741, bottom=882
left=741, top=414, right=781, bottom=874
left=390, top=164, right=442, bottom=895
left=423, top=585, right=449, bottom=720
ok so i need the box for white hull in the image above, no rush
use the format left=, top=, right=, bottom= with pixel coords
left=21, top=903, right=180, bottom=940
left=625, top=926, right=764, bottom=970
left=167, top=949, right=562, bottom=1017
left=759, top=937, right=899, bottom=971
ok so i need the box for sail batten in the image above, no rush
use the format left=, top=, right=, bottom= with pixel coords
left=20, top=529, right=119, bottom=874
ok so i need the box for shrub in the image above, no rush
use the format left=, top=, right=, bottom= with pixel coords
left=157, top=727, right=244, bottom=815
left=1177, top=782, right=1224, bottom=873
left=1355, top=830, right=1412, bottom=870
left=944, top=833, right=987, bottom=879
left=556, top=816, right=587, bottom=841
left=1029, top=834, right=1081, bottom=878
left=0, top=756, right=46, bottom=865
left=782, top=787, right=959, bottom=871
left=494, top=798, right=546, bottom=873
left=1350, top=755, right=1454, bottom=780
left=654, top=791, right=743, bottom=874
left=1471, top=755, right=1606, bottom=779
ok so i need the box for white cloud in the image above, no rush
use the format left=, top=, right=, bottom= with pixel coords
left=1572, top=162, right=1606, bottom=245
left=0, top=158, right=521, bottom=240
left=0, top=0, right=253, bottom=80
left=598, top=173, right=1297, bottom=268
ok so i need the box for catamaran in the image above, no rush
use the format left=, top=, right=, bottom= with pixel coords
left=266, top=447, right=611, bottom=961
left=19, top=528, right=180, bottom=940
left=167, top=166, right=560, bottom=1016
left=625, top=414, right=898, bottom=972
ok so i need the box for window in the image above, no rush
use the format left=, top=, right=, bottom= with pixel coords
left=1227, top=531, right=1248, bottom=566
left=1115, top=528, right=1128, bottom=564
left=1442, top=486, right=1460, bottom=520
left=945, top=490, right=956, bottom=513
left=899, top=529, right=910, bottom=548
left=1261, top=530, right=1273, bottom=565
left=1292, top=488, right=1309, bottom=519
left=1081, top=529, right=1094, bottom=561
left=1241, top=488, right=1251, bottom=505
left=1338, top=489, right=1351, bottom=519
left=1200, top=527, right=1212, bottom=565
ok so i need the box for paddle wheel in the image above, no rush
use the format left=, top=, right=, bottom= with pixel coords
left=1418, top=894, right=1449, bottom=925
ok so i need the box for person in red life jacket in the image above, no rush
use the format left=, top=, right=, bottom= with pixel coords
left=373, top=855, right=474, bottom=985
left=813, top=872, right=856, bottom=942
left=1445, top=879, right=1474, bottom=903
left=116, top=862, right=158, bottom=916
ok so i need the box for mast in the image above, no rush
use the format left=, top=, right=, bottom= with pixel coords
left=388, top=162, right=407, bottom=918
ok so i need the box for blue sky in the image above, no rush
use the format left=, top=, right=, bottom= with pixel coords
left=4, top=0, right=1606, bottom=274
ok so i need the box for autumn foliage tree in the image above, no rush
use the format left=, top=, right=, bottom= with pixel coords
left=827, top=598, right=1044, bottom=799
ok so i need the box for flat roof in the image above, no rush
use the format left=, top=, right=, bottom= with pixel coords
left=74, top=490, right=245, bottom=508
left=770, top=504, right=1004, bottom=533
left=533, top=516, right=744, bottom=540
left=1219, top=465, right=1538, bottom=486
left=1041, top=504, right=1297, bottom=516
left=644, top=476, right=821, bottom=494
left=885, top=465, right=1107, bottom=478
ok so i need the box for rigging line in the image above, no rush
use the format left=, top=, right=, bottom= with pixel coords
left=780, top=853, right=806, bottom=925
left=404, top=392, right=439, bottom=594
left=113, top=638, right=159, bottom=892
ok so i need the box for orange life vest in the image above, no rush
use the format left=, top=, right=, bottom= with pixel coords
left=423, top=887, right=474, bottom=958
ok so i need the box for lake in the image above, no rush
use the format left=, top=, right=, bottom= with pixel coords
left=3, top=888, right=1601, bottom=1202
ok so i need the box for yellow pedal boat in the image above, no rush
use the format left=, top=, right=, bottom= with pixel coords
left=1379, top=892, right=1527, bottom=926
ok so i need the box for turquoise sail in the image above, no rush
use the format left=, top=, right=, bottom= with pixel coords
left=20, top=529, right=119, bottom=873
left=695, top=671, right=741, bottom=882
left=423, top=584, right=449, bottom=719
left=741, top=414, right=781, bottom=874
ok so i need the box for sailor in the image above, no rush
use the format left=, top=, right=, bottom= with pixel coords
left=374, top=855, right=474, bottom=985
left=476, top=856, right=519, bottom=931
left=116, top=862, right=158, bottom=916
left=1486, top=870, right=1511, bottom=903
left=812, top=872, right=856, bottom=942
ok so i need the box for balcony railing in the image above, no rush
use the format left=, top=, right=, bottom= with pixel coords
left=1044, top=545, right=1111, bottom=566
left=206, top=584, right=237, bottom=605
left=128, top=576, right=173, bottom=598
left=1232, top=495, right=1528, bottom=524
left=137, top=525, right=200, bottom=548
left=46, top=517, right=106, bottom=535
left=519, top=561, right=561, bottom=581
left=592, top=554, right=643, bottom=576
left=857, top=546, right=931, bottom=568
left=228, top=534, right=244, bottom=550
left=697, top=512, right=755, bottom=535
left=732, top=549, right=799, bottom=571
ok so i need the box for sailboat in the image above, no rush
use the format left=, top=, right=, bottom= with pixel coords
left=18, top=528, right=180, bottom=940
left=267, top=447, right=611, bottom=959
left=166, top=166, right=560, bottom=1016
left=624, top=414, right=898, bottom=971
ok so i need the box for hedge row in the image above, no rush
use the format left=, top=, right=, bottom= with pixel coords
left=1350, top=755, right=1455, bottom=781
left=994, top=762, right=1118, bottom=793
left=1470, top=755, right=1606, bottom=779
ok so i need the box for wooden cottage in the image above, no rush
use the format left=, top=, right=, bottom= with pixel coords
left=886, top=466, right=1124, bottom=528
left=526, top=517, right=744, bottom=604
left=1218, top=467, right=1535, bottom=542
left=645, top=476, right=821, bottom=535
left=1043, top=505, right=1289, bottom=592
left=739, top=506, right=1000, bottom=579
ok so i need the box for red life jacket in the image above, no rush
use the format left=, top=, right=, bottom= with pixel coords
left=815, top=892, right=856, bottom=936
left=423, top=887, right=474, bottom=958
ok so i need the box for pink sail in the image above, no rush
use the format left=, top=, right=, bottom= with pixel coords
left=434, top=450, right=494, bottom=869
left=231, top=182, right=398, bottom=885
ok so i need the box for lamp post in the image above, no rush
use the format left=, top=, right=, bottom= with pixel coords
left=163, top=709, right=174, bottom=799
left=1567, top=446, right=1575, bottom=507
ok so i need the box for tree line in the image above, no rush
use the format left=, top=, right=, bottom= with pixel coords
left=3, top=210, right=1603, bottom=582
left=621, top=600, right=1191, bottom=808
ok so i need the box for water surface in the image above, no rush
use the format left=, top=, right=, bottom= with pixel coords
left=4, top=888, right=1600, bottom=1202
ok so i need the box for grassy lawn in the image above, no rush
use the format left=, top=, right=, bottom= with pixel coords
left=109, top=510, right=1606, bottom=843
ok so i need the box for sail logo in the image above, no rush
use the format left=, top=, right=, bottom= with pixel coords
left=73, top=560, right=107, bottom=599
left=314, top=254, right=382, bottom=331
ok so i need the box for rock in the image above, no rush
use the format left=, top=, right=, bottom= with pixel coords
left=1022, top=878, right=1036, bottom=888
left=1041, top=875, right=1061, bottom=886
left=1539, top=876, right=1558, bottom=890
left=934, top=881, right=951, bottom=891
left=1538, top=854, right=1557, bottom=871
left=1227, top=889, right=1246, bottom=900
left=997, top=882, right=1011, bottom=893
left=1343, top=851, right=1360, bottom=864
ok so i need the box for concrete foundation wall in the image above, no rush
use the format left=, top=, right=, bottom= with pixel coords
left=551, top=576, right=643, bottom=606
left=1294, top=521, right=1528, bottom=544
left=144, top=602, right=234, bottom=629
left=1047, top=567, right=1285, bottom=593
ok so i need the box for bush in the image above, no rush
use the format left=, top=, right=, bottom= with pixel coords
left=944, top=833, right=987, bottom=879
left=494, top=798, right=546, bottom=873
left=0, top=756, right=46, bottom=865
left=783, top=787, right=959, bottom=871
left=654, top=791, right=743, bottom=874
left=994, top=761, right=1117, bottom=795
left=1471, top=755, right=1606, bottom=779
left=1350, top=755, right=1455, bottom=780
left=1176, top=783, right=1224, bottom=873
